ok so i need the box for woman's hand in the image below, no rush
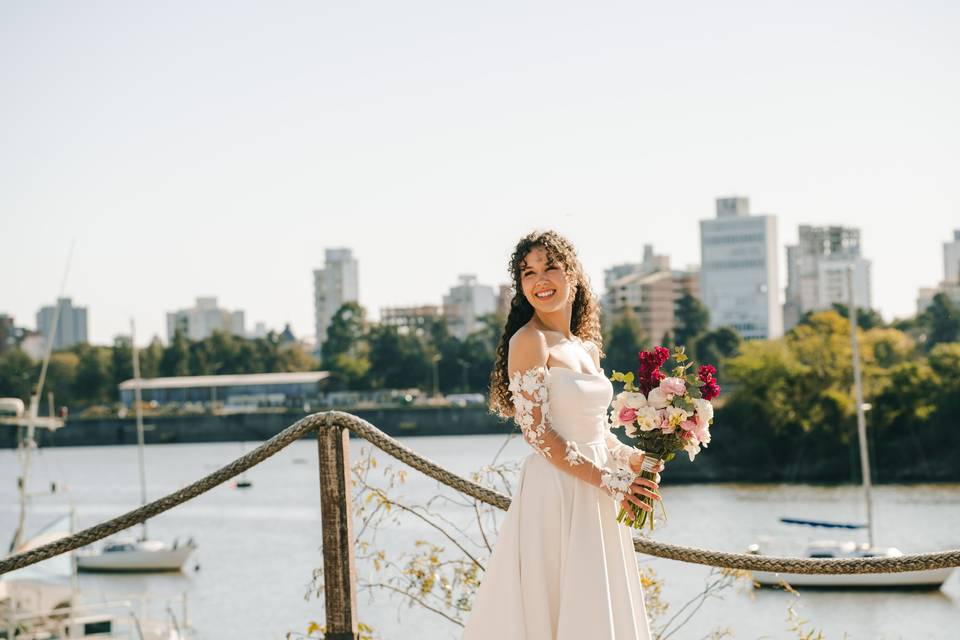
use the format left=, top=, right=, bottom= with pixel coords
left=628, top=451, right=664, bottom=478
left=621, top=452, right=664, bottom=517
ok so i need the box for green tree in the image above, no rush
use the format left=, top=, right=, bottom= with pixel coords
left=0, top=349, right=35, bottom=400
left=367, top=325, right=431, bottom=390
left=74, top=344, right=112, bottom=404
left=693, top=326, right=741, bottom=365
left=828, top=302, right=886, bottom=330
left=602, top=309, right=648, bottom=377
left=321, top=302, right=369, bottom=366
left=39, top=351, right=80, bottom=410
left=139, top=336, right=165, bottom=379
left=674, top=293, right=710, bottom=349
left=110, top=335, right=134, bottom=388
left=160, top=328, right=190, bottom=377
left=922, top=293, right=960, bottom=348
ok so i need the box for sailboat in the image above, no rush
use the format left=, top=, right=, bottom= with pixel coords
left=76, top=320, right=197, bottom=573
left=748, top=267, right=955, bottom=589
left=3, top=274, right=192, bottom=637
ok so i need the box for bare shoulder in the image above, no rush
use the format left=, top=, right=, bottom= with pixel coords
left=508, top=325, right=549, bottom=373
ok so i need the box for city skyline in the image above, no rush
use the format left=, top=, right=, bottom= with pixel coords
left=2, top=1, right=957, bottom=345
left=7, top=218, right=958, bottom=348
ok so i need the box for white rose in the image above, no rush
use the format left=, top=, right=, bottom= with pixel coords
left=693, top=398, right=714, bottom=424
left=636, top=406, right=660, bottom=432
left=624, top=392, right=648, bottom=409
left=646, top=388, right=669, bottom=408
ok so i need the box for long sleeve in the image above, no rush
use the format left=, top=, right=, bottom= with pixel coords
left=604, top=430, right=637, bottom=471
left=508, top=365, right=638, bottom=504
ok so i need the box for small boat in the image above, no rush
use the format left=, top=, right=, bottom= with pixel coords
left=748, top=270, right=956, bottom=589
left=748, top=528, right=954, bottom=589
left=76, top=320, right=198, bottom=573
left=77, top=538, right=197, bottom=573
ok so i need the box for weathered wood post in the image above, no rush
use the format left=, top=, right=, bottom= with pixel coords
left=317, top=413, right=359, bottom=640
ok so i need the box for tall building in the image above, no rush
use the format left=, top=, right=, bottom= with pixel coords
left=602, top=245, right=699, bottom=345
left=313, top=248, right=359, bottom=356
left=917, top=229, right=960, bottom=313
left=442, top=274, right=496, bottom=340
left=699, top=197, right=782, bottom=340
left=944, top=229, right=960, bottom=285
left=783, top=225, right=872, bottom=330
left=37, top=297, right=88, bottom=350
left=380, top=305, right=440, bottom=335
left=166, top=297, right=245, bottom=342
left=0, top=314, right=14, bottom=353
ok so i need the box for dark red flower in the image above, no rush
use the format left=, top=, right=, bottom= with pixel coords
left=637, top=346, right=671, bottom=395
left=700, top=379, right=721, bottom=401
left=698, top=364, right=717, bottom=382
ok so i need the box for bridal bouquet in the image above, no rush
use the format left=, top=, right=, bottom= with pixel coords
left=609, top=345, right=720, bottom=530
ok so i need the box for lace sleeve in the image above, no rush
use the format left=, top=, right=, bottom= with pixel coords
left=604, top=430, right=637, bottom=471
left=508, top=365, right=638, bottom=504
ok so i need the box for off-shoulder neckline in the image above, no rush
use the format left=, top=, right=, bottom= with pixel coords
left=547, top=364, right=606, bottom=378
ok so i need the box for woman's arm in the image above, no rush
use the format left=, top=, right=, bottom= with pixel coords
left=508, top=331, right=653, bottom=511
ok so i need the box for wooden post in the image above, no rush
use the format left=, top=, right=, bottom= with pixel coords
left=317, top=415, right=359, bottom=640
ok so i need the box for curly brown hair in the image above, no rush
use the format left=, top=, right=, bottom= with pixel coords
left=488, top=229, right=604, bottom=419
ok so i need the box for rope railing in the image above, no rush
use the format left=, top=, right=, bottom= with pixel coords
left=3, top=410, right=959, bottom=579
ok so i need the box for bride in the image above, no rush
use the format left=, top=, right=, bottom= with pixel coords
left=462, top=230, right=664, bottom=640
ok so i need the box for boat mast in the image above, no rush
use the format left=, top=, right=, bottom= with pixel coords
left=10, top=241, right=74, bottom=553
left=847, top=265, right=873, bottom=548
left=131, top=319, right=148, bottom=542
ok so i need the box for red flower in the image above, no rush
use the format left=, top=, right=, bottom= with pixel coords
left=700, top=379, right=721, bottom=401
left=698, top=364, right=717, bottom=382
left=637, top=346, right=671, bottom=395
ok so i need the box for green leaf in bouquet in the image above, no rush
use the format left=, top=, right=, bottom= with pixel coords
left=687, top=385, right=702, bottom=399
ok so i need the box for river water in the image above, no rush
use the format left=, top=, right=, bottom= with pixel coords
left=2, top=435, right=958, bottom=639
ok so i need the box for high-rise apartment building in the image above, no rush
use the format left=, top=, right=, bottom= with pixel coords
left=699, top=197, right=782, bottom=340
left=917, top=229, right=960, bottom=313
left=603, top=245, right=699, bottom=344
left=783, top=225, right=872, bottom=330
left=313, top=248, right=359, bottom=356
left=442, top=275, right=496, bottom=340
left=166, top=297, right=245, bottom=342
left=37, top=297, right=88, bottom=350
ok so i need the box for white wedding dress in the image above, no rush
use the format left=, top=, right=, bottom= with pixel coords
left=462, top=354, right=652, bottom=639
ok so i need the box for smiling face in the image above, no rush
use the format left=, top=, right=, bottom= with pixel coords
left=518, top=245, right=574, bottom=312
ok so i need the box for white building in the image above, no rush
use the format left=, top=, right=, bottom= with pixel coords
left=699, top=197, right=782, bottom=340
left=783, top=225, right=872, bottom=330
left=166, top=297, right=245, bottom=342
left=917, top=229, right=960, bottom=313
left=36, top=297, right=88, bottom=350
left=313, top=248, right=359, bottom=355
left=603, top=245, right=699, bottom=345
left=442, top=274, right=496, bottom=340
left=944, top=229, right=960, bottom=285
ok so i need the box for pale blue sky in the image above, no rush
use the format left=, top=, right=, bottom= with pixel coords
left=2, top=1, right=958, bottom=346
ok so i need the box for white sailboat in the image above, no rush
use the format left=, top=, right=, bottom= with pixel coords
left=748, top=266, right=955, bottom=589
left=3, top=271, right=192, bottom=637
left=76, top=320, right=197, bottom=573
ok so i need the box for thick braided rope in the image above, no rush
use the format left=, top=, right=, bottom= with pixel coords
left=334, top=412, right=960, bottom=575
left=3, top=411, right=959, bottom=576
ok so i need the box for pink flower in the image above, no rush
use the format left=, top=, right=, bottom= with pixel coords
left=619, top=406, right=638, bottom=424
left=659, top=409, right=675, bottom=433
left=693, top=422, right=711, bottom=446
left=680, top=418, right=697, bottom=432
left=659, top=377, right=686, bottom=397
